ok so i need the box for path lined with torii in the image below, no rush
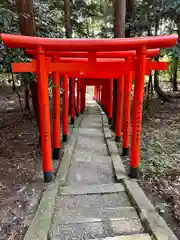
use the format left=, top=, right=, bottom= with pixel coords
left=24, top=97, right=178, bottom=240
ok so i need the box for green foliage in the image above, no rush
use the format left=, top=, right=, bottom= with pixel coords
left=0, top=2, right=24, bottom=73
left=34, top=0, right=64, bottom=38
left=0, top=0, right=65, bottom=73
left=72, top=0, right=113, bottom=38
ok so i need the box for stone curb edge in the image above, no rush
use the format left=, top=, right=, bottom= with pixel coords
left=101, top=108, right=178, bottom=240
left=101, top=111, right=127, bottom=181
left=23, top=114, right=84, bottom=240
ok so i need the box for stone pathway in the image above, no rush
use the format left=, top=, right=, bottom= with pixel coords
left=48, top=102, right=151, bottom=240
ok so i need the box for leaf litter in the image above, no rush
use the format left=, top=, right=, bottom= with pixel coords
left=0, top=89, right=46, bottom=240
left=140, top=97, right=180, bottom=238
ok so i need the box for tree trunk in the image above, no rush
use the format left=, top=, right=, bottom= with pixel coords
left=147, top=71, right=153, bottom=100
left=125, top=0, right=134, bottom=37
left=154, top=12, right=170, bottom=101
left=172, top=57, right=178, bottom=91
left=112, top=0, right=126, bottom=131
left=15, top=0, right=41, bottom=142
left=64, top=0, right=72, bottom=112
left=153, top=14, right=170, bottom=102
left=64, top=0, right=72, bottom=38
left=30, top=81, right=41, bottom=146
left=113, top=0, right=126, bottom=38
left=154, top=65, right=170, bottom=102
left=15, top=0, right=38, bottom=113
left=25, top=87, right=30, bottom=110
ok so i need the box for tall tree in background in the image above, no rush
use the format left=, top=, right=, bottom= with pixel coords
left=15, top=0, right=40, bottom=132
left=113, top=0, right=126, bottom=38
left=112, top=0, right=126, bottom=131
left=125, top=0, right=134, bottom=37
left=64, top=0, right=73, bottom=112
left=64, top=0, right=72, bottom=38
left=153, top=1, right=170, bottom=101
left=15, top=0, right=36, bottom=110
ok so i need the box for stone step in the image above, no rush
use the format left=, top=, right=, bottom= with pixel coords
left=60, top=183, right=125, bottom=195
left=74, top=146, right=108, bottom=157
left=89, top=234, right=151, bottom=240
left=67, top=157, right=114, bottom=184
left=78, top=128, right=104, bottom=137
left=76, top=136, right=105, bottom=146
left=52, top=193, right=137, bottom=224
left=75, top=143, right=108, bottom=155
left=77, top=135, right=105, bottom=145
left=70, top=154, right=112, bottom=163
left=49, top=218, right=144, bottom=240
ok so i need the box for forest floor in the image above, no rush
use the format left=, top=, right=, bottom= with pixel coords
left=139, top=95, right=180, bottom=239
left=0, top=86, right=42, bottom=239
left=0, top=85, right=49, bottom=240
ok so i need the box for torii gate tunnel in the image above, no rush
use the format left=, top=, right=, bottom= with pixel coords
left=1, top=33, right=178, bottom=182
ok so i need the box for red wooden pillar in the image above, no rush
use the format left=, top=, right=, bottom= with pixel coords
left=122, top=58, right=133, bottom=156
left=63, top=74, right=68, bottom=142
left=70, top=78, right=75, bottom=125
left=76, top=78, right=80, bottom=117
left=52, top=56, right=60, bottom=160
left=36, top=46, right=52, bottom=182
left=115, top=75, right=124, bottom=142
left=108, top=79, right=113, bottom=125
left=130, top=46, right=146, bottom=178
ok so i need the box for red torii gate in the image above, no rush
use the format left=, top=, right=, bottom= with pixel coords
left=1, top=33, right=178, bottom=182
left=11, top=56, right=168, bottom=143
left=80, top=56, right=167, bottom=142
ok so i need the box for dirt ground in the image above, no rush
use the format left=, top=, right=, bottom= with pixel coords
left=140, top=96, right=180, bottom=239
left=0, top=86, right=50, bottom=240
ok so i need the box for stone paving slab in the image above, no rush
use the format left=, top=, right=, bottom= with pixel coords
left=81, top=122, right=102, bottom=128
left=89, top=234, right=151, bottom=240
left=50, top=218, right=144, bottom=240
left=60, top=183, right=125, bottom=195
left=67, top=157, right=114, bottom=184
left=52, top=193, right=135, bottom=224
left=75, top=144, right=108, bottom=156
left=76, top=134, right=105, bottom=144
left=78, top=128, right=104, bottom=137
left=55, top=192, right=131, bottom=212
